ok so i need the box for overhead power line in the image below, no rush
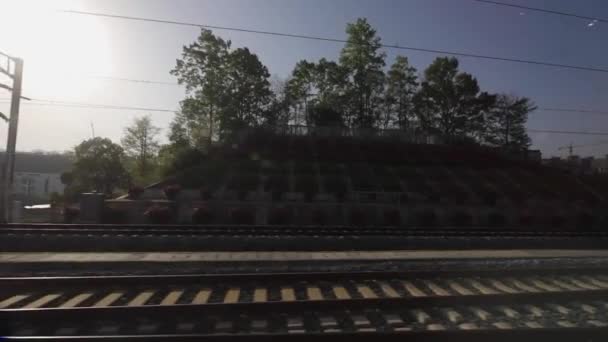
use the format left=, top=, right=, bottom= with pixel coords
left=528, top=129, right=608, bottom=136
left=4, top=97, right=608, bottom=119
left=537, top=107, right=608, bottom=116
left=558, top=140, right=608, bottom=151
left=87, top=75, right=177, bottom=86
left=473, top=0, right=608, bottom=24
left=0, top=98, right=175, bottom=113
left=3, top=98, right=608, bottom=137
left=59, top=9, right=608, bottom=74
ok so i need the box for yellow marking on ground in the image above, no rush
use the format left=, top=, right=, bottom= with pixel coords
left=23, top=294, right=61, bottom=308
left=470, top=307, right=491, bottom=320
left=306, top=287, right=323, bottom=300
left=394, top=326, right=412, bottom=331
left=525, top=322, right=543, bottom=329
left=281, top=287, right=296, bottom=301
left=224, top=288, right=240, bottom=303
left=357, top=327, right=376, bottom=332
left=356, top=285, right=377, bottom=298
left=128, top=291, right=154, bottom=306
left=498, top=306, right=520, bottom=318
left=508, top=279, right=539, bottom=292
left=584, top=276, right=608, bottom=288
left=427, top=324, right=446, bottom=331
left=549, top=279, right=580, bottom=291
left=530, top=279, right=560, bottom=292
left=253, top=288, right=267, bottom=302
left=377, top=282, right=400, bottom=298
left=426, top=281, right=450, bottom=296
left=60, top=293, right=93, bottom=308
left=588, top=320, right=608, bottom=327
left=550, top=304, right=570, bottom=314
left=525, top=305, right=544, bottom=317
left=94, top=292, right=123, bottom=307
left=557, top=321, right=576, bottom=328
left=566, top=277, right=599, bottom=290
left=401, top=281, right=426, bottom=297
left=459, top=323, right=478, bottom=330
left=447, top=281, right=474, bottom=295
left=412, top=310, right=431, bottom=324
left=0, top=295, right=29, bottom=308
left=160, top=290, right=184, bottom=305
left=468, top=280, right=498, bottom=294
left=580, top=304, right=597, bottom=314
left=488, top=279, right=518, bottom=294
left=332, top=286, right=351, bottom=299
left=493, top=322, right=513, bottom=329
left=444, top=309, right=463, bottom=323
left=191, top=289, right=211, bottom=304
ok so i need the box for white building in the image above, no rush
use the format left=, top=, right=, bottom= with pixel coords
left=1, top=152, right=72, bottom=203
left=13, top=172, right=65, bottom=200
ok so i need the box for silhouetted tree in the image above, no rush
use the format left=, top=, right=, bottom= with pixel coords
left=171, top=29, right=230, bottom=146
left=339, top=18, right=386, bottom=128
left=485, top=94, right=535, bottom=148
left=69, top=138, right=129, bottom=194
left=414, top=57, right=495, bottom=138
left=121, top=115, right=160, bottom=182
left=384, top=55, right=418, bottom=129
left=171, top=30, right=273, bottom=144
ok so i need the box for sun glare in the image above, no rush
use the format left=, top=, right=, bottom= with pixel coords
left=0, top=0, right=113, bottom=97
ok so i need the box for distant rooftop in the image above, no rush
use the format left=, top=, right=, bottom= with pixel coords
left=0, top=152, right=72, bottom=174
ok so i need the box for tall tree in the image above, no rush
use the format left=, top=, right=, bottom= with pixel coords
left=485, top=94, right=535, bottom=148
left=384, top=55, right=418, bottom=129
left=171, top=30, right=273, bottom=143
left=339, top=18, right=386, bottom=128
left=414, top=57, right=495, bottom=138
left=285, top=60, right=317, bottom=125
left=121, top=115, right=161, bottom=181
left=169, top=97, right=212, bottom=149
left=69, top=138, right=129, bottom=194
left=171, top=29, right=230, bottom=145
left=265, top=75, right=291, bottom=126
left=223, top=47, right=273, bottom=131
left=286, top=58, right=348, bottom=126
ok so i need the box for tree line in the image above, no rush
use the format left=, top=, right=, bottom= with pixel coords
left=61, top=18, right=536, bottom=198
left=61, top=115, right=162, bottom=198
left=171, top=18, right=536, bottom=150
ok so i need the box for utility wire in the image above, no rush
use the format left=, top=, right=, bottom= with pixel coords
left=528, top=129, right=608, bottom=136
left=8, top=98, right=608, bottom=118
left=5, top=97, right=608, bottom=120
left=537, top=108, right=608, bottom=116
left=3, top=98, right=608, bottom=137
left=473, top=0, right=608, bottom=24
left=0, top=98, right=175, bottom=113
left=59, top=9, right=608, bottom=74
left=86, top=75, right=177, bottom=86
left=558, top=140, right=608, bottom=150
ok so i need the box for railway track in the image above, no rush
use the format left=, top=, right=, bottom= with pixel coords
left=3, top=268, right=608, bottom=340
left=1, top=223, right=607, bottom=237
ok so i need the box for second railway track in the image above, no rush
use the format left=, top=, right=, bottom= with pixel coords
left=3, top=268, right=608, bottom=340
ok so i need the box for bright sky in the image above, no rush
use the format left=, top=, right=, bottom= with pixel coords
left=0, top=0, right=607, bottom=158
